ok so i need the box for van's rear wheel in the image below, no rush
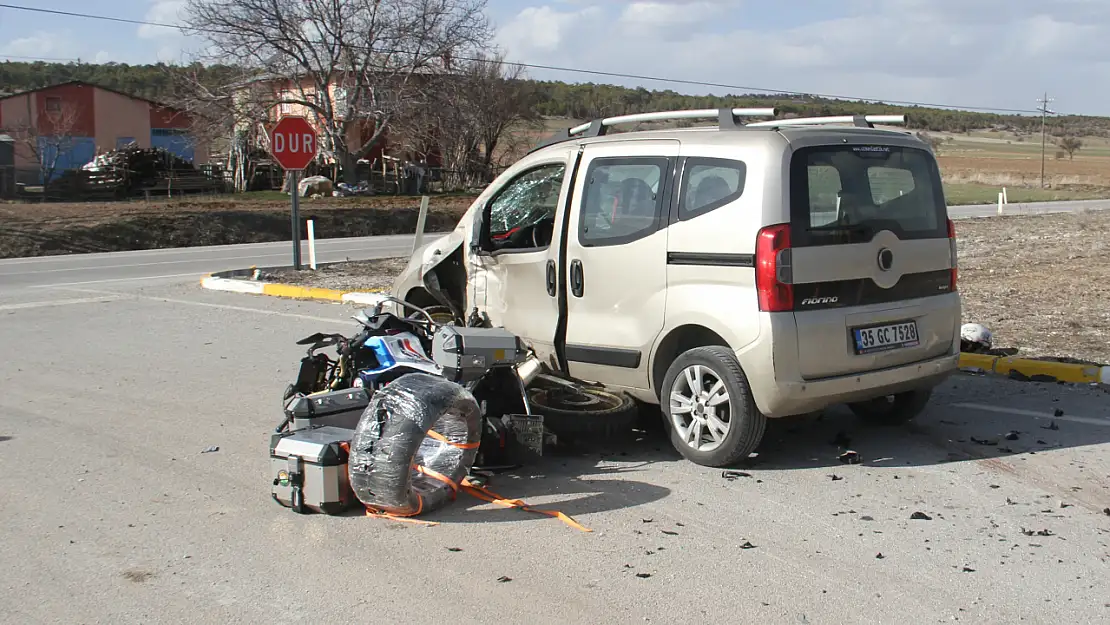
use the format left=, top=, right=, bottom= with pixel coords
left=661, top=346, right=766, bottom=467
left=848, top=389, right=932, bottom=425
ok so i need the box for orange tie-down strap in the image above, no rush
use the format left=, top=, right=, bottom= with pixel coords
left=363, top=464, right=591, bottom=532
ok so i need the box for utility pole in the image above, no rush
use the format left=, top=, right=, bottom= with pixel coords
left=1036, top=92, right=1056, bottom=189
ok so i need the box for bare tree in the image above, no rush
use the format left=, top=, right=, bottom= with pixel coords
left=179, top=0, right=495, bottom=184
left=390, top=53, right=535, bottom=189
left=1, top=100, right=83, bottom=189
left=1059, top=136, right=1083, bottom=160
left=461, top=54, right=535, bottom=182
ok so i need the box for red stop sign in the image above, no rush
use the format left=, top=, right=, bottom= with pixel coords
left=269, top=115, right=319, bottom=170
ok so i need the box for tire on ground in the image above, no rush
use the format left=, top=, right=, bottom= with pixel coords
left=848, top=388, right=933, bottom=425
left=660, top=345, right=767, bottom=467
left=526, top=383, right=638, bottom=441
left=349, top=372, right=482, bottom=516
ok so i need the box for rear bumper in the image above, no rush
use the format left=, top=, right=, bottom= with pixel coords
left=749, top=350, right=959, bottom=417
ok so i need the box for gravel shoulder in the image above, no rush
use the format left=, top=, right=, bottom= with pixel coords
left=272, top=210, right=1110, bottom=366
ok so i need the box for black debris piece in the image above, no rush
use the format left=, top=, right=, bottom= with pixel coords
left=201, top=446, right=219, bottom=453
left=1005, top=431, right=1020, bottom=441
left=676, top=522, right=685, bottom=527
left=662, top=530, right=678, bottom=536
left=910, top=512, right=933, bottom=521
left=1021, top=528, right=1055, bottom=537
left=635, top=573, right=652, bottom=579
left=642, top=518, right=653, bottom=523
left=831, top=431, right=852, bottom=447
left=970, top=437, right=998, bottom=446
left=1037, top=440, right=1048, bottom=445
left=876, top=552, right=885, bottom=559
left=829, top=474, right=844, bottom=481
left=962, top=567, right=976, bottom=573
left=645, top=550, right=655, bottom=555
left=1059, top=502, right=1072, bottom=509
left=989, top=485, right=1001, bottom=489
left=838, top=451, right=862, bottom=465
left=740, top=541, right=757, bottom=549
left=722, top=470, right=752, bottom=481
left=447, top=547, right=463, bottom=552
left=497, top=576, right=512, bottom=583
left=860, top=516, right=875, bottom=521
left=1103, top=508, right=1110, bottom=516
left=1054, top=408, right=1064, bottom=417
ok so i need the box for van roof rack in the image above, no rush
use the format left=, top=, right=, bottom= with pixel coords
left=745, top=114, right=906, bottom=129
left=528, top=110, right=909, bottom=153
left=528, top=107, right=777, bottom=153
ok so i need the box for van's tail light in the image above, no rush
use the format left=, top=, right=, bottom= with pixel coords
left=947, top=218, right=958, bottom=291
left=756, top=224, right=793, bottom=312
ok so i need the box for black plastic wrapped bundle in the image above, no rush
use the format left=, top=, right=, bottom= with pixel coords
left=349, top=373, right=482, bottom=516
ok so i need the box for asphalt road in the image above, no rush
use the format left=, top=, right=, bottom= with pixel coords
left=1, top=279, right=1109, bottom=624
left=1, top=198, right=1107, bottom=293
left=1, top=197, right=1109, bottom=623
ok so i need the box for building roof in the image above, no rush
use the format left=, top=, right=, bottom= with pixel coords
left=0, top=80, right=185, bottom=112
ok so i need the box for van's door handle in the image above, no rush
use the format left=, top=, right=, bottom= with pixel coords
left=569, top=259, right=584, bottom=297
left=545, top=260, right=556, bottom=297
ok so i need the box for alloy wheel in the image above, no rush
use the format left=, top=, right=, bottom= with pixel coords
left=669, top=364, right=732, bottom=452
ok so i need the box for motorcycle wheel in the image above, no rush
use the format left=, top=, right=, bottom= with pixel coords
left=526, top=379, right=638, bottom=441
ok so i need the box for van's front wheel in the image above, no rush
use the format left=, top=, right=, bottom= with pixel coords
left=661, top=346, right=766, bottom=467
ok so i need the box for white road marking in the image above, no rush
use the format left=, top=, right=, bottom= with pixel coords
left=54, top=287, right=350, bottom=324
left=952, top=402, right=1110, bottom=428
left=0, top=296, right=122, bottom=311
left=28, top=272, right=206, bottom=288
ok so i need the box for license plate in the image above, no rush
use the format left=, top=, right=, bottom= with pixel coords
left=852, top=321, right=920, bottom=354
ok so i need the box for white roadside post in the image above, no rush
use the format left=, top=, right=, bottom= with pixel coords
left=1002, top=187, right=1008, bottom=204
left=306, top=219, right=317, bottom=270
left=411, top=195, right=430, bottom=256
left=998, top=192, right=1004, bottom=215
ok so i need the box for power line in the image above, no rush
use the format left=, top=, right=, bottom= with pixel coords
left=0, top=2, right=1069, bottom=115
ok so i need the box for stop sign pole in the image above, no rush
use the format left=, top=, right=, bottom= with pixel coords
left=268, top=115, right=319, bottom=270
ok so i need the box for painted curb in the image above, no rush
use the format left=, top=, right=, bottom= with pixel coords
left=200, top=266, right=387, bottom=306
left=959, top=353, right=1108, bottom=385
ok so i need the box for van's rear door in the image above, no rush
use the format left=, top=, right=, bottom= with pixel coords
left=786, top=140, right=958, bottom=380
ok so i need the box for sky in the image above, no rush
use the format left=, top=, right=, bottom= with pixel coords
left=1, top=0, right=1109, bottom=116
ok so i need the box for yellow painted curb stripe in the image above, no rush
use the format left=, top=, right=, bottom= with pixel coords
left=261, top=283, right=346, bottom=301
left=993, top=356, right=1102, bottom=384
left=958, top=353, right=1102, bottom=384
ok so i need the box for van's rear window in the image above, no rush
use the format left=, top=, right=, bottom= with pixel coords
left=789, top=145, right=947, bottom=245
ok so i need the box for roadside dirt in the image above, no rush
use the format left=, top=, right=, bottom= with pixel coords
left=262, top=257, right=409, bottom=293
left=0, top=195, right=475, bottom=258
left=270, top=210, right=1110, bottom=367
left=954, top=210, right=1110, bottom=366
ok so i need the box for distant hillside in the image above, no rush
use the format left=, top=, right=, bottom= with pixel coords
left=2, top=60, right=1107, bottom=138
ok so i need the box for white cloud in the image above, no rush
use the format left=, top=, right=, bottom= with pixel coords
left=495, top=1, right=1110, bottom=114
left=0, top=30, right=78, bottom=59
left=138, top=0, right=187, bottom=40
left=495, top=5, right=605, bottom=56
